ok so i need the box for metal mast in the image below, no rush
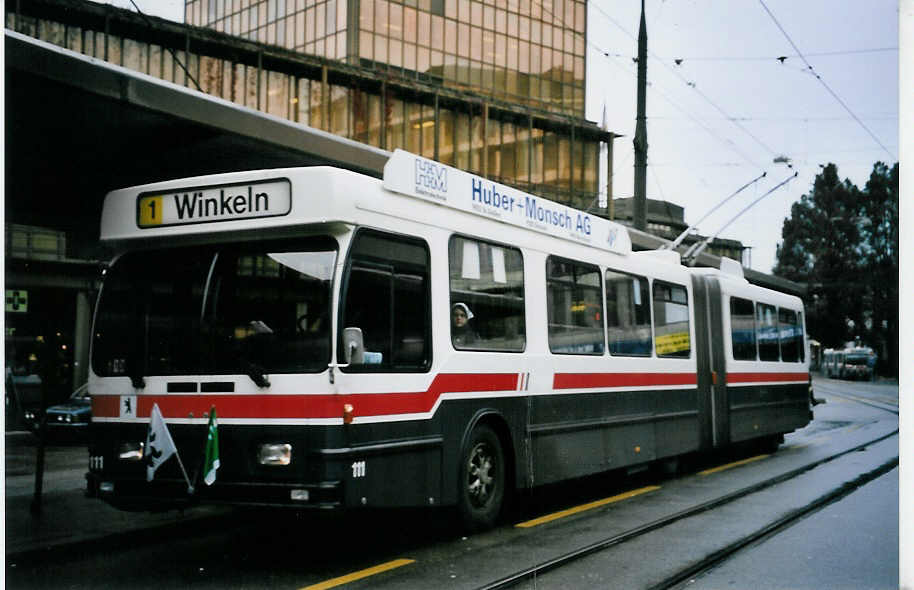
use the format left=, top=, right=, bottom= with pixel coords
left=633, top=0, right=648, bottom=231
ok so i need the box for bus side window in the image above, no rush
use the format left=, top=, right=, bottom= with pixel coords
left=653, top=281, right=690, bottom=358
left=605, top=269, right=651, bottom=356
left=546, top=256, right=604, bottom=355
left=778, top=308, right=800, bottom=362
left=340, top=230, right=431, bottom=372
left=448, top=236, right=525, bottom=351
left=756, top=302, right=779, bottom=361
left=730, top=297, right=757, bottom=360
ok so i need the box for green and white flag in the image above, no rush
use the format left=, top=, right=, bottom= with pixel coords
left=203, top=407, right=220, bottom=486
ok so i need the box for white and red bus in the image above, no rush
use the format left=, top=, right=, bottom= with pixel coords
left=86, top=149, right=812, bottom=529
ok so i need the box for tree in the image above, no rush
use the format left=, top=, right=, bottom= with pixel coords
left=774, top=162, right=898, bottom=376
left=858, top=162, right=899, bottom=376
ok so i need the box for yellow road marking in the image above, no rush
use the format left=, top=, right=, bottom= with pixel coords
left=299, top=558, right=415, bottom=590
left=699, top=454, right=768, bottom=476
left=515, top=485, right=661, bottom=528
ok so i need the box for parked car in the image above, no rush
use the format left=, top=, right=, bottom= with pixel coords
left=44, top=384, right=90, bottom=441
left=6, top=371, right=43, bottom=431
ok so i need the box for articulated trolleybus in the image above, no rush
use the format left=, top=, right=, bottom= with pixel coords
left=87, top=150, right=813, bottom=529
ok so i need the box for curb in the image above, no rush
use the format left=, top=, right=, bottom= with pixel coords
left=5, top=508, right=236, bottom=565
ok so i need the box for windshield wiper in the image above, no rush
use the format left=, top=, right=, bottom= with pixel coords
left=127, top=353, right=145, bottom=389
left=245, top=362, right=270, bottom=388
left=129, top=371, right=146, bottom=389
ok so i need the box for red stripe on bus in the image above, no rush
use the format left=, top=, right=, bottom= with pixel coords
left=91, top=372, right=520, bottom=419
left=726, top=372, right=809, bottom=384
left=553, top=372, right=697, bottom=390
left=92, top=395, right=121, bottom=417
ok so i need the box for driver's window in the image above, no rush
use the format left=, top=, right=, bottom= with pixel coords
left=207, top=242, right=336, bottom=375
left=340, top=230, right=431, bottom=372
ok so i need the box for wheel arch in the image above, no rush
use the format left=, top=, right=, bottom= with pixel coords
left=460, top=408, right=518, bottom=494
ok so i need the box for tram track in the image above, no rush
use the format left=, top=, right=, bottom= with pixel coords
left=812, top=383, right=898, bottom=415
left=476, top=429, right=898, bottom=590
left=655, top=456, right=897, bottom=590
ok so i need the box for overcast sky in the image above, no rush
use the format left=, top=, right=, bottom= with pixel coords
left=107, top=0, right=899, bottom=274
left=586, top=0, right=898, bottom=273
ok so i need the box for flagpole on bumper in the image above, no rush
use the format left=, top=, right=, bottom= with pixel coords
left=146, top=403, right=195, bottom=494
left=176, top=447, right=194, bottom=495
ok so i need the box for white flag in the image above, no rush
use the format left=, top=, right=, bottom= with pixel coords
left=146, top=403, right=178, bottom=481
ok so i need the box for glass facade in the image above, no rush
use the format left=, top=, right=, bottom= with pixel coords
left=8, top=0, right=604, bottom=212
left=185, top=0, right=586, bottom=116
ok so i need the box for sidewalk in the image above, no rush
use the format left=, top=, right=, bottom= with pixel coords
left=4, top=432, right=229, bottom=562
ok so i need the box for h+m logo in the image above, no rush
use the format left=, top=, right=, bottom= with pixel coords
left=414, top=158, right=448, bottom=199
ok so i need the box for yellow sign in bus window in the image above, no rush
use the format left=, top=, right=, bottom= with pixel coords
left=655, top=332, right=690, bottom=355
left=138, top=195, right=163, bottom=227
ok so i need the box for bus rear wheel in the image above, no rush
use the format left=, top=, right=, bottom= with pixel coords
left=457, top=424, right=505, bottom=531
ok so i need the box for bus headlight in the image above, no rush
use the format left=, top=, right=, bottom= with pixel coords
left=290, top=489, right=310, bottom=501
left=119, top=442, right=144, bottom=461
left=258, top=443, right=292, bottom=466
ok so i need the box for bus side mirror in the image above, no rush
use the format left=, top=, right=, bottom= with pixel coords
left=343, top=327, right=365, bottom=364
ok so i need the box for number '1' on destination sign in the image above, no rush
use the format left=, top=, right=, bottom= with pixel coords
left=137, top=179, right=292, bottom=228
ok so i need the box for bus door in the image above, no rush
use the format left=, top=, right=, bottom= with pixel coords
left=691, top=275, right=729, bottom=450
left=333, top=228, right=438, bottom=507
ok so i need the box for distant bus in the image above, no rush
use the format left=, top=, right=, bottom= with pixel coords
left=86, top=150, right=813, bottom=530
left=822, top=346, right=875, bottom=380
left=808, top=339, right=821, bottom=371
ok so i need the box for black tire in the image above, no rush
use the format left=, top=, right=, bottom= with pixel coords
left=760, top=434, right=783, bottom=454
left=457, top=423, right=505, bottom=532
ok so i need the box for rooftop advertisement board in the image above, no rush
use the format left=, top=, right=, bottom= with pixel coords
left=382, top=150, right=631, bottom=256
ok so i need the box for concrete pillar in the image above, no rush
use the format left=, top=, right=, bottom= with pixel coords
left=72, top=290, right=91, bottom=388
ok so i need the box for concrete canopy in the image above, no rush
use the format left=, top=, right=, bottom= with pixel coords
left=5, top=31, right=389, bottom=257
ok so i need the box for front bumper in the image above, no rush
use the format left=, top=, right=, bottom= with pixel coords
left=85, top=471, right=342, bottom=511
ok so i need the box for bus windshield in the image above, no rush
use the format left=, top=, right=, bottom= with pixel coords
left=92, top=237, right=337, bottom=380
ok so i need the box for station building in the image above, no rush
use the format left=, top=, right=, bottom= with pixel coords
left=4, top=0, right=606, bottom=406
left=4, top=0, right=761, bottom=417
left=611, top=198, right=749, bottom=266
left=180, top=0, right=600, bottom=205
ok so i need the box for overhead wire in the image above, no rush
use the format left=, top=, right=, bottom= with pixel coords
left=649, top=114, right=897, bottom=122
left=649, top=164, right=667, bottom=201
left=663, top=47, right=897, bottom=62
left=589, top=0, right=778, bottom=161
left=575, top=5, right=765, bottom=169
left=126, top=0, right=202, bottom=91
left=757, top=0, right=896, bottom=160
left=532, top=0, right=762, bottom=169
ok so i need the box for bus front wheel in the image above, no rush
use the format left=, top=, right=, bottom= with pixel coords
left=457, top=424, right=505, bottom=531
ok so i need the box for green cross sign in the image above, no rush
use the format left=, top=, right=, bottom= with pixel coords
left=5, top=290, right=28, bottom=313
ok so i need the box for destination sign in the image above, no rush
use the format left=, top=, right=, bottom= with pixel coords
left=137, top=179, right=292, bottom=228
left=382, top=150, right=631, bottom=255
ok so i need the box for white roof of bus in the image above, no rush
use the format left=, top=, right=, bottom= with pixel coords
left=100, top=150, right=634, bottom=258
left=101, top=153, right=810, bottom=309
